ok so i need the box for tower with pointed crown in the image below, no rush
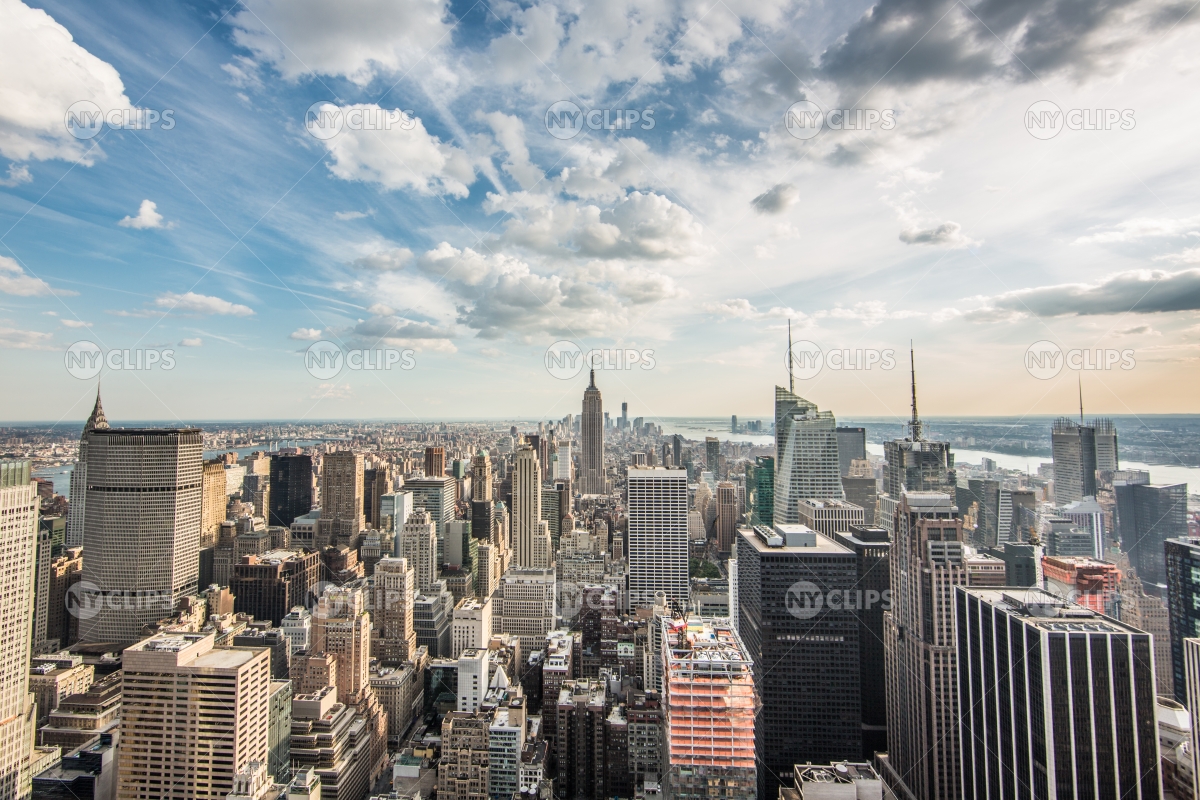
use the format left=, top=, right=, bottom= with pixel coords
left=580, top=368, right=605, bottom=495
left=66, top=387, right=109, bottom=547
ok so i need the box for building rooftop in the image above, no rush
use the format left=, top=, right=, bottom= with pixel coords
left=738, top=525, right=852, bottom=555
left=960, top=587, right=1146, bottom=634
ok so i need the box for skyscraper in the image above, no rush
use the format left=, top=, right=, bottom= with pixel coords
left=372, top=557, right=417, bottom=665
left=956, top=587, right=1160, bottom=798
left=714, top=481, right=738, bottom=554
left=736, top=524, right=861, bottom=798
left=511, top=447, right=551, bottom=569
left=705, top=437, right=721, bottom=479
left=773, top=386, right=844, bottom=524
left=399, top=509, right=438, bottom=592
left=201, top=458, right=226, bottom=546
left=0, top=460, right=37, bottom=800
left=425, top=446, right=446, bottom=478
left=627, top=467, right=689, bottom=610
left=835, top=426, right=866, bottom=477
left=78, top=426, right=203, bottom=647
left=882, top=352, right=955, bottom=499
left=66, top=389, right=107, bottom=548
left=269, top=454, right=313, bottom=528
left=580, top=370, right=605, bottom=495
left=119, top=632, right=271, bottom=800
left=881, top=492, right=967, bottom=800
left=1052, top=418, right=1098, bottom=504
left=1166, top=537, right=1200, bottom=703
left=750, top=456, right=774, bottom=526
left=318, top=451, right=364, bottom=547
left=405, top=475, right=457, bottom=564
left=1117, top=482, right=1188, bottom=591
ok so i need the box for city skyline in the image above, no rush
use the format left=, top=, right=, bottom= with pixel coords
left=2, top=0, right=1200, bottom=421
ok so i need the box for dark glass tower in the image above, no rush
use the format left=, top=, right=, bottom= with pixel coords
left=268, top=454, right=313, bottom=528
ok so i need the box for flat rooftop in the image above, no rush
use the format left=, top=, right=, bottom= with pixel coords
left=737, top=525, right=852, bottom=555
left=961, top=587, right=1144, bottom=634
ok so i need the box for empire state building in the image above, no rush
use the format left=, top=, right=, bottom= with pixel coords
left=580, top=369, right=605, bottom=495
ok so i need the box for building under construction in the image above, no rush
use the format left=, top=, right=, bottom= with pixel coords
left=661, top=616, right=758, bottom=800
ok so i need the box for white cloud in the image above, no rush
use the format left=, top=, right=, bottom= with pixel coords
left=118, top=199, right=169, bottom=229
left=705, top=298, right=800, bottom=320
left=229, top=0, right=453, bottom=86
left=750, top=183, right=799, bottom=215
left=153, top=292, right=254, bottom=316
left=289, top=327, right=323, bottom=340
left=0, top=254, right=55, bottom=296
left=0, top=163, right=31, bottom=186
left=317, top=103, right=475, bottom=197
left=60, top=318, right=89, bottom=328
left=312, top=382, right=354, bottom=400
left=1156, top=247, right=1200, bottom=265
left=0, top=0, right=134, bottom=165
left=334, top=210, right=370, bottom=220
left=0, top=326, right=54, bottom=349
left=1074, top=215, right=1200, bottom=244
left=353, top=247, right=413, bottom=271
left=179, top=337, right=202, bottom=346
left=898, top=221, right=979, bottom=248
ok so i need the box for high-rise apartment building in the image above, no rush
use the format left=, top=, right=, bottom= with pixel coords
left=66, top=390, right=107, bottom=548
left=957, top=587, right=1159, bottom=799
left=836, top=426, right=867, bottom=477
left=78, top=426, right=203, bottom=647
left=1167, top=537, right=1200, bottom=704
left=399, top=510, right=438, bottom=593
left=736, top=523, right=861, bottom=798
left=661, top=617, right=757, bottom=800
left=268, top=454, right=312, bottom=528
left=425, top=447, right=446, bottom=478
left=1118, top=482, right=1188, bottom=591
left=0, top=461, right=37, bottom=800
left=511, top=447, right=551, bottom=569
left=774, top=387, right=844, bottom=524
left=318, top=451, right=364, bottom=547
left=119, top=632, right=271, bottom=800
left=372, top=557, right=417, bottom=665
left=580, top=371, right=605, bottom=495
left=201, top=458, right=227, bottom=547
left=626, top=467, right=689, bottom=610
left=882, top=492, right=967, bottom=800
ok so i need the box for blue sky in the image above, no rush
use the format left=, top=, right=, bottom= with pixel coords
left=2, top=0, right=1199, bottom=424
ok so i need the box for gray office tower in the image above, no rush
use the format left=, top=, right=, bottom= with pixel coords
left=1052, top=417, right=1118, bottom=505
left=737, top=524, right=860, bottom=800
left=1117, top=482, right=1188, bottom=592
left=78, top=426, right=203, bottom=646
left=836, top=426, right=866, bottom=477
left=1166, top=537, right=1200, bottom=703
left=773, top=386, right=844, bottom=525
left=882, top=352, right=956, bottom=500
left=269, top=454, right=312, bottom=527
left=833, top=524, right=891, bottom=759
left=580, top=370, right=606, bottom=494
left=66, top=390, right=108, bottom=547
left=957, top=587, right=1160, bottom=799
left=406, top=475, right=457, bottom=564
left=966, top=478, right=1001, bottom=548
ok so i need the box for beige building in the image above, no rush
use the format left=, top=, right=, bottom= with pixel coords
left=796, top=497, right=866, bottom=538
left=439, top=712, right=491, bottom=800
left=318, top=452, right=364, bottom=547
left=28, top=654, right=93, bottom=725
left=118, top=632, right=271, bottom=800
left=201, top=458, right=227, bottom=547
left=398, top=511, right=438, bottom=593
left=491, top=568, right=556, bottom=653
left=451, top=597, right=493, bottom=658
left=371, top=557, right=417, bottom=665
left=511, top=448, right=551, bottom=569
left=0, top=460, right=38, bottom=800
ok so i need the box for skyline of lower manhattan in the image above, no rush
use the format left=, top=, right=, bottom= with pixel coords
left=4, top=1, right=1200, bottom=799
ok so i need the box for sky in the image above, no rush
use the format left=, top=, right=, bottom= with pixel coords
left=1, top=0, right=1199, bottom=425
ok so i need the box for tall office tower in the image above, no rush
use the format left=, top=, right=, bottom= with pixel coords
left=373, top=557, right=417, bottom=665
left=439, top=711, right=491, bottom=800
left=956, top=587, right=1161, bottom=799
left=511, top=447, right=551, bottom=569
left=714, top=482, right=738, bottom=554
left=451, top=597, right=493, bottom=658
left=231, top=549, right=320, bottom=625
left=66, top=390, right=108, bottom=547
left=967, top=478, right=1001, bottom=547
left=1167, top=537, right=1200, bottom=703
left=662, top=617, right=758, bottom=800
left=833, top=525, right=891, bottom=759
left=425, top=446, right=446, bottom=477
left=881, top=491, right=968, bottom=800
left=736, top=524, right=860, bottom=798
left=1052, top=418, right=1099, bottom=504
left=842, top=460, right=878, bottom=526
left=399, top=509, right=438, bottom=592
left=405, top=476, right=457, bottom=563
left=555, top=441, right=573, bottom=480
left=627, top=467, right=689, bottom=610
left=492, top=568, right=557, bottom=653
left=796, top=497, right=865, bottom=537
left=242, top=471, right=270, bottom=522
left=269, top=454, right=313, bottom=528
left=836, top=426, right=867, bottom=477
left=1093, top=417, right=1119, bottom=471
left=318, top=451, right=364, bottom=547
left=46, top=547, right=83, bottom=650
left=201, top=458, right=227, bottom=546
left=311, top=584, right=375, bottom=710
left=119, top=632, right=271, bottom=800
left=705, top=437, right=721, bottom=479
left=380, top=491, right=413, bottom=543
left=363, top=464, right=391, bottom=529
left=0, top=461, right=37, bottom=800
left=472, top=450, right=492, bottom=503
left=750, top=456, right=774, bottom=526
left=1118, top=482, right=1188, bottom=592
left=580, top=370, right=606, bottom=495
left=774, top=387, right=844, bottom=525
left=78, top=426, right=202, bottom=647
left=882, top=351, right=955, bottom=500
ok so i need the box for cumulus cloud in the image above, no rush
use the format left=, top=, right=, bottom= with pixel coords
left=1155, top=247, right=1200, bottom=265
left=750, top=183, right=799, bottom=214
left=1075, top=214, right=1200, bottom=244
left=0, top=326, right=54, bottom=349
left=118, top=199, right=169, bottom=229
left=962, top=268, right=1200, bottom=319
left=705, top=298, right=800, bottom=320
left=228, top=0, right=453, bottom=86
left=153, top=292, right=255, bottom=316
left=0, top=0, right=134, bottom=165
left=290, top=327, right=323, bottom=340
left=899, top=221, right=979, bottom=248
left=179, top=337, right=202, bottom=347
left=316, top=104, right=475, bottom=197
left=0, top=163, right=32, bottom=186
left=353, top=247, right=413, bottom=271
left=0, top=255, right=56, bottom=296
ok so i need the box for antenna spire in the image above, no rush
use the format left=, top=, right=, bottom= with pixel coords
left=787, top=319, right=794, bottom=394
left=908, top=341, right=923, bottom=441
left=1078, top=375, right=1084, bottom=425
